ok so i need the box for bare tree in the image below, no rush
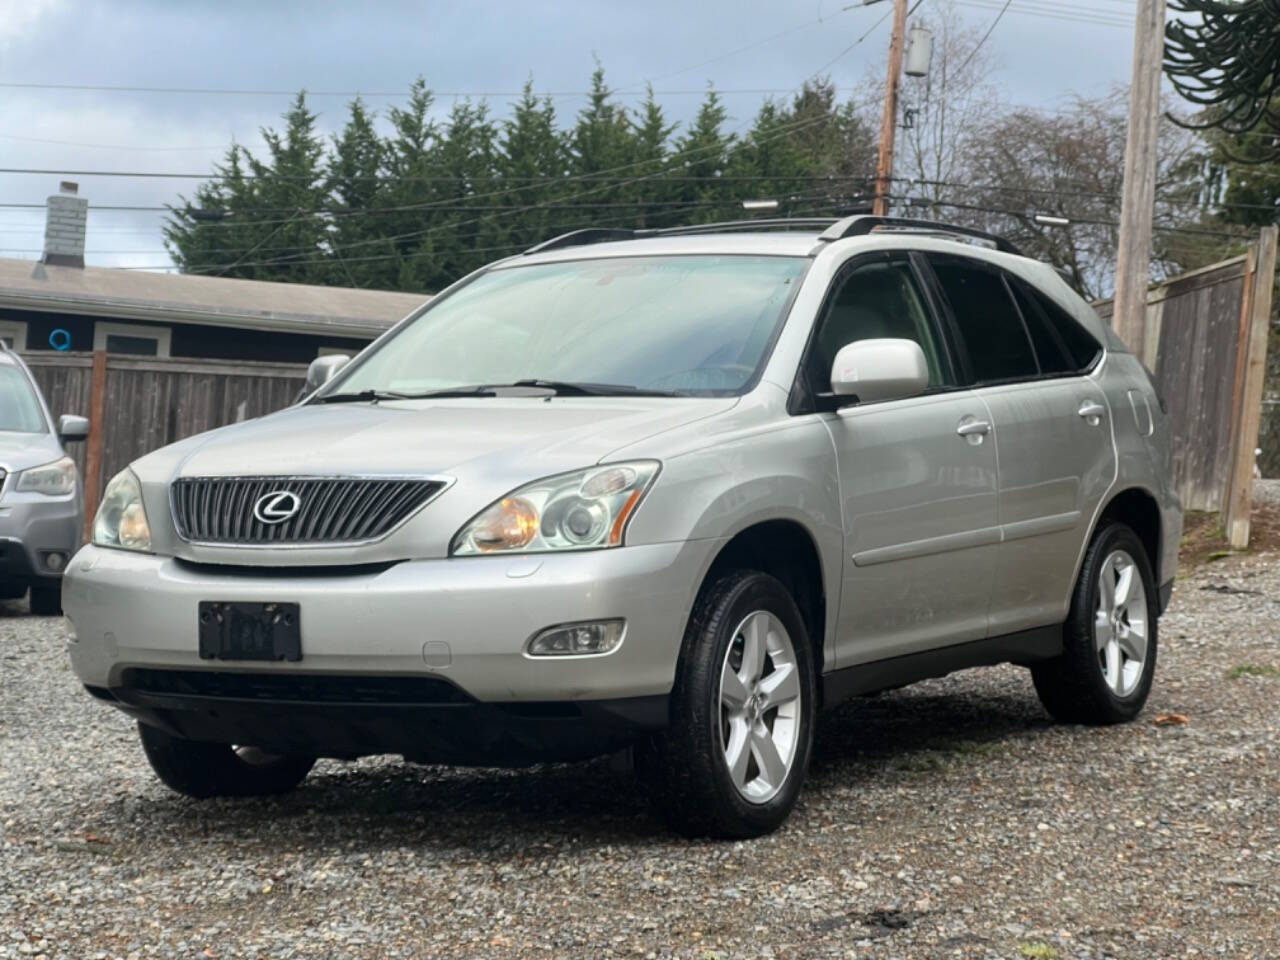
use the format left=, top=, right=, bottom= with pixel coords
left=958, top=93, right=1210, bottom=298
left=891, top=1, right=1002, bottom=211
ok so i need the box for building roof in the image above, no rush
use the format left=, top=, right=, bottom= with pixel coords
left=0, top=257, right=429, bottom=339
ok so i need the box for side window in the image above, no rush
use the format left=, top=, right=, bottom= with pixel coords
left=1007, top=278, right=1074, bottom=375
left=810, top=260, right=951, bottom=391
left=931, top=257, right=1038, bottom=383
left=1028, top=285, right=1103, bottom=370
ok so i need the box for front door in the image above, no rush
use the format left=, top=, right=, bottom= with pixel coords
left=810, top=256, right=1000, bottom=666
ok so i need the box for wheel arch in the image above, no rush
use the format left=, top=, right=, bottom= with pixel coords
left=1094, top=486, right=1163, bottom=584
left=695, top=518, right=830, bottom=677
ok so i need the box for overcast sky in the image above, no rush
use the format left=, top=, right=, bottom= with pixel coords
left=0, top=0, right=1143, bottom=272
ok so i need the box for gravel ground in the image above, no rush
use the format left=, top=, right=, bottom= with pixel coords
left=3, top=520, right=1278, bottom=959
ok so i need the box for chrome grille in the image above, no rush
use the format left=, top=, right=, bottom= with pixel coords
left=171, top=476, right=446, bottom=545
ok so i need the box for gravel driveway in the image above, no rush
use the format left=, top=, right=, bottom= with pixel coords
left=2, top=537, right=1277, bottom=959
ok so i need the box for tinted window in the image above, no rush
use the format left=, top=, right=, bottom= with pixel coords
left=0, top=364, right=46, bottom=433
left=331, top=255, right=807, bottom=397
left=811, top=260, right=951, bottom=390
left=105, top=334, right=159, bottom=356
left=1007, top=279, right=1073, bottom=375
left=931, top=258, right=1038, bottom=383
left=1029, top=286, right=1102, bottom=370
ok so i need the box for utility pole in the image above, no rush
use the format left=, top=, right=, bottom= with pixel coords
left=1111, top=0, right=1168, bottom=359
left=872, top=0, right=909, bottom=217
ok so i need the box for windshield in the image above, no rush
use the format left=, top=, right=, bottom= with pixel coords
left=0, top=364, right=46, bottom=433
left=327, top=255, right=808, bottom=397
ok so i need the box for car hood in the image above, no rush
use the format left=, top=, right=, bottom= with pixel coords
left=132, top=396, right=737, bottom=563
left=159, top=396, right=736, bottom=479
left=0, top=430, right=63, bottom=473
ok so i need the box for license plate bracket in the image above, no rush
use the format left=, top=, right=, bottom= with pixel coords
left=198, top=601, right=301, bottom=662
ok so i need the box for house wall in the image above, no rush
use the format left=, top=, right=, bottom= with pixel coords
left=0, top=307, right=373, bottom=362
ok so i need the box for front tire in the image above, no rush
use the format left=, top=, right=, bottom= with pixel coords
left=1031, top=521, right=1158, bottom=724
left=638, top=570, right=817, bottom=838
left=138, top=723, right=315, bottom=798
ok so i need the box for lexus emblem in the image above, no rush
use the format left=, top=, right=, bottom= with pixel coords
left=253, top=490, right=302, bottom=524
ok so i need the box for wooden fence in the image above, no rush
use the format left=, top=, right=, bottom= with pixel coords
left=1095, top=225, right=1278, bottom=547
left=20, top=351, right=307, bottom=536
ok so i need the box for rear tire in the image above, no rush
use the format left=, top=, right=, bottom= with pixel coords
left=1031, top=521, right=1158, bottom=725
left=637, top=570, right=817, bottom=839
left=29, top=586, right=62, bottom=616
left=138, top=723, right=315, bottom=798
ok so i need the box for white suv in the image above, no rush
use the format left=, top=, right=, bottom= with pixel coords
left=63, top=216, right=1181, bottom=837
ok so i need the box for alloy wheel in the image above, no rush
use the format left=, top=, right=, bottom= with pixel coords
left=1094, top=549, right=1149, bottom=697
left=718, top=610, right=803, bottom=803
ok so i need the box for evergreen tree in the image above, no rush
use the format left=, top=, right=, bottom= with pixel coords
left=727, top=99, right=807, bottom=211
left=628, top=86, right=678, bottom=228
left=430, top=98, right=501, bottom=285
left=325, top=98, right=390, bottom=287
left=670, top=87, right=733, bottom=223
left=569, top=66, right=635, bottom=209
left=497, top=80, right=569, bottom=250
left=381, top=78, right=445, bottom=291
left=164, top=144, right=259, bottom=275
left=167, top=94, right=329, bottom=281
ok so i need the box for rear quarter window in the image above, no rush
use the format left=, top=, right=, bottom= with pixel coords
left=1026, top=284, right=1103, bottom=371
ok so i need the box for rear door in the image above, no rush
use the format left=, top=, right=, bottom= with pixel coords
left=809, top=253, right=1000, bottom=664
left=926, top=255, right=1115, bottom=635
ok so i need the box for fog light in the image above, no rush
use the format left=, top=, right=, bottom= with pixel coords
left=42, top=551, right=67, bottom=572
left=526, top=620, right=625, bottom=657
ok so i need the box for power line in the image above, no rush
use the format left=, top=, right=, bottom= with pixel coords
left=956, top=0, right=1015, bottom=76
left=0, top=82, right=860, bottom=100
left=0, top=132, right=270, bottom=152
left=614, top=5, right=864, bottom=92
left=955, top=0, right=1133, bottom=28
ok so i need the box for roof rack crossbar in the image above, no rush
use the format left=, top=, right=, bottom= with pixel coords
left=819, top=215, right=1023, bottom=256
left=635, top=217, right=840, bottom=238
left=524, top=228, right=635, bottom=255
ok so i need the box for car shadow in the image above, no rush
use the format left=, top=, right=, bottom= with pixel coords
left=0, top=596, right=34, bottom=618
left=91, top=676, right=1055, bottom=852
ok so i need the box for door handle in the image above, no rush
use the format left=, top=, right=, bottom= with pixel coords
left=956, top=419, right=991, bottom=437
left=1078, top=401, right=1106, bottom=423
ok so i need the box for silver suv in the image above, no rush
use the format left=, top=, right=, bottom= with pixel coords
left=64, top=217, right=1180, bottom=837
left=1, top=345, right=88, bottom=615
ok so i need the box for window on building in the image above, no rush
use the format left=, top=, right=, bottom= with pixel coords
left=93, top=322, right=171, bottom=357
left=0, top=320, right=26, bottom=351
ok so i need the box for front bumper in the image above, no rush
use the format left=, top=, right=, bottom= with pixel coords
left=63, top=540, right=718, bottom=756
left=0, top=493, right=81, bottom=588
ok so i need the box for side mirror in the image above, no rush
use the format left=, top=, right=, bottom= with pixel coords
left=829, top=338, right=929, bottom=404
left=306, top=354, right=351, bottom=393
left=57, top=414, right=89, bottom=442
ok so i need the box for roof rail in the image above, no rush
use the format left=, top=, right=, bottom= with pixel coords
left=636, top=217, right=840, bottom=237
left=818, top=215, right=1023, bottom=256
left=524, top=228, right=635, bottom=255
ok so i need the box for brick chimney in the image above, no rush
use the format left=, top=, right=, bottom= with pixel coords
left=42, top=181, right=87, bottom=268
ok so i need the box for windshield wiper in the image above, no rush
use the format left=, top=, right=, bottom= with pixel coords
left=311, top=389, right=411, bottom=404
left=312, top=386, right=499, bottom=404
left=501, top=379, right=681, bottom=397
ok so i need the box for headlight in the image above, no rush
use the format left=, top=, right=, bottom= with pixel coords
left=451, top=461, right=659, bottom=555
left=15, top=456, right=78, bottom=496
left=92, top=469, right=152, bottom=552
